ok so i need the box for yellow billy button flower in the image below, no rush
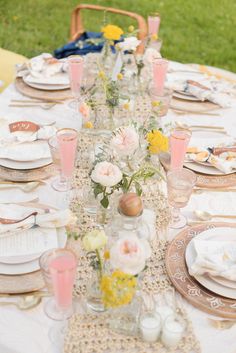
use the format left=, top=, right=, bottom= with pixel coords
left=101, top=25, right=124, bottom=41
left=151, top=100, right=161, bottom=108
left=117, top=73, right=123, bottom=80
left=151, top=34, right=158, bottom=41
left=146, top=130, right=169, bottom=154
left=123, top=102, right=130, bottom=110
left=84, top=121, right=93, bottom=129
left=128, top=25, right=135, bottom=33
left=98, top=71, right=106, bottom=79
left=103, top=250, right=110, bottom=260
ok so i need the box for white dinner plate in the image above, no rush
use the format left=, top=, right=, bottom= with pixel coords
left=0, top=157, right=52, bottom=170
left=0, top=227, right=67, bottom=275
left=173, top=91, right=202, bottom=102
left=185, top=227, right=236, bottom=299
left=184, top=161, right=235, bottom=176
left=23, top=74, right=70, bottom=91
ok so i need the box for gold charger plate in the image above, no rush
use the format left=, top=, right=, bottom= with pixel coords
left=15, top=77, right=72, bottom=101
left=0, top=163, right=56, bottom=182
left=165, top=222, right=236, bottom=319
left=159, top=152, right=236, bottom=188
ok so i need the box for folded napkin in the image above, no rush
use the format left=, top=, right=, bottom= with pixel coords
left=189, top=239, right=236, bottom=281
left=0, top=140, right=50, bottom=161
left=0, top=122, right=56, bottom=147
left=0, top=204, right=75, bottom=237
left=186, top=147, right=236, bottom=174
left=166, top=79, right=233, bottom=108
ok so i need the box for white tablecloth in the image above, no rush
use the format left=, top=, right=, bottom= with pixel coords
left=0, top=65, right=236, bottom=353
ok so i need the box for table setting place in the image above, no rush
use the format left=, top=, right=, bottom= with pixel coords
left=0, top=14, right=236, bottom=353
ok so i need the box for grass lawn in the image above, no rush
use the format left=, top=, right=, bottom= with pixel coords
left=0, top=0, right=235, bottom=72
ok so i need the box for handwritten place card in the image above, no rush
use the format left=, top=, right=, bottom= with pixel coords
left=9, top=121, right=40, bottom=133
left=0, top=227, right=58, bottom=257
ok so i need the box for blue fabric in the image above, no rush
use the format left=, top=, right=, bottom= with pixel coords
left=54, top=31, right=121, bottom=59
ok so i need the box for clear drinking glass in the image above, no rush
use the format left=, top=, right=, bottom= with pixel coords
left=167, top=169, right=196, bottom=229
left=152, top=58, right=169, bottom=95
left=68, top=55, right=84, bottom=110
left=50, top=128, right=78, bottom=192
left=39, top=248, right=58, bottom=293
left=170, top=128, right=192, bottom=171
left=44, top=248, right=78, bottom=321
left=48, top=135, right=61, bottom=179
left=149, top=87, right=173, bottom=118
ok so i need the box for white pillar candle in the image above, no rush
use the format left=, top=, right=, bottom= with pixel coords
left=140, top=313, right=161, bottom=343
left=161, top=315, right=185, bottom=347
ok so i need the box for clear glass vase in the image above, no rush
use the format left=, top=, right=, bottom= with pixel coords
left=107, top=294, right=143, bottom=336
left=86, top=272, right=106, bottom=313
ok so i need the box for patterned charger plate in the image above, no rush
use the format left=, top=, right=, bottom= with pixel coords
left=159, top=153, right=236, bottom=188
left=165, top=222, right=236, bottom=319
left=0, top=270, right=45, bottom=294
left=0, top=163, right=56, bottom=182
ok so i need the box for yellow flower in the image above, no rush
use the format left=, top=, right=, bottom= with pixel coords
left=100, top=270, right=137, bottom=308
left=151, top=100, right=161, bottom=107
left=128, top=25, right=135, bottom=33
left=123, top=103, right=130, bottom=110
left=117, top=73, right=123, bottom=80
left=146, top=130, right=169, bottom=154
left=98, top=70, right=106, bottom=79
left=151, top=34, right=158, bottom=41
left=104, top=250, right=110, bottom=260
left=101, top=25, right=124, bottom=41
left=84, top=121, right=93, bottom=129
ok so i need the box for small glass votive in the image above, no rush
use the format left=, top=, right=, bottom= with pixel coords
left=149, top=87, right=173, bottom=117
left=139, top=311, right=161, bottom=343
left=82, top=185, right=98, bottom=214
left=161, top=313, right=186, bottom=348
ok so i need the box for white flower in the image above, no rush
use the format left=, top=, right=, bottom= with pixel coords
left=109, top=235, right=151, bottom=275
left=143, top=48, right=162, bottom=65
left=111, top=126, right=139, bottom=156
left=91, top=161, right=122, bottom=187
left=118, top=36, right=141, bottom=52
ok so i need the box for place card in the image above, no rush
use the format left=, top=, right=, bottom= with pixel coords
left=9, top=121, right=40, bottom=133
left=0, top=227, right=58, bottom=257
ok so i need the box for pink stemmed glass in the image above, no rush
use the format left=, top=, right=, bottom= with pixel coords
left=148, top=14, right=161, bottom=36
left=44, top=249, right=78, bottom=321
left=68, top=56, right=84, bottom=110
left=167, top=169, right=196, bottom=229
left=50, top=128, right=78, bottom=192
left=170, top=128, right=192, bottom=171
left=152, top=58, right=169, bottom=95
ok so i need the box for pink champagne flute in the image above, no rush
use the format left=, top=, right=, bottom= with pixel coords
left=152, top=58, right=169, bottom=95
left=68, top=55, right=84, bottom=110
left=148, top=14, right=161, bottom=36
left=170, top=128, right=192, bottom=171
left=50, top=128, right=78, bottom=192
left=167, top=169, right=196, bottom=229
left=44, top=249, right=78, bottom=321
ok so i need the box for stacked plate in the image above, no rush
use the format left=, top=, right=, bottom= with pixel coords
left=185, top=227, right=236, bottom=300
left=23, top=72, right=70, bottom=91
left=0, top=204, right=67, bottom=276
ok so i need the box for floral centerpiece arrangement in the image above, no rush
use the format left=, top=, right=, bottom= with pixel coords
left=82, top=226, right=151, bottom=312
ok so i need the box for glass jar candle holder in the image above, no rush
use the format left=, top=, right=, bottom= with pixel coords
left=139, top=311, right=161, bottom=343
left=161, top=313, right=186, bottom=348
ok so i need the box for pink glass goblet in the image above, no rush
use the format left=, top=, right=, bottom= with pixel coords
left=170, top=128, right=192, bottom=171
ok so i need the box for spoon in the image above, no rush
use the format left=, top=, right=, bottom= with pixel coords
left=9, top=103, right=57, bottom=110
left=176, top=121, right=225, bottom=131
left=0, top=295, right=42, bottom=310
left=194, top=210, right=236, bottom=221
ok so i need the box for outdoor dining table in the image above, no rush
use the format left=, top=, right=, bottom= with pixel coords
left=0, top=61, right=235, bottom=353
